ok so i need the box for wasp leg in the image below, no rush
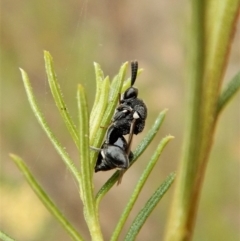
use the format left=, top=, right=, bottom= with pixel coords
left=117, top=118, right=137, bottom=185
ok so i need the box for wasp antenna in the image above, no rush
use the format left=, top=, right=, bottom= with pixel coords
left=131, top=61, right=138, bottom=86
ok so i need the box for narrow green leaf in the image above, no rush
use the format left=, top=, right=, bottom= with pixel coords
left=125, top=173, right=176, bottom=241
left=95, top=109, right=168, bottom=205
left=44, top=51, right=79, bottom=148
left=110, top=135, right=174, bottom=241
left=217, top=71, right=240, bottom=114
left=77, top=85, right=103, bottom=241
left=101, top=62, right=128, bottom=127
left=90, top=76, right=110, bottom=168
left=19, top=68, right=81, bottom=185
left=90, top=76, right=110, bottom=146
left=9, top=154, right=84, bottom=241
left=77, top=84, right=91, bottom=196
left=0, top=231, right=15, bottom=241
left=109, top=74, right=120, bottom=100
left=90, top=62, right=105, bottom=128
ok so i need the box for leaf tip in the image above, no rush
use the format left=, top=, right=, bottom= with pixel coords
left=78, top=83, right=83, bottom=89
left=9, top=153, right=21, bottom=164
left=9, top=153, right=16, bottom=158
left=167, top=135, right=175, bottom=140
left=19, top=68, right=27, bottom=79
left=122, top=61, right=129, bottom=68
left=77, top=84, right=86, bottom=96
left=44, top=50, right=52, bottom=62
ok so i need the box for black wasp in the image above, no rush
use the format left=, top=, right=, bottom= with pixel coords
left=94, top=125, right=134, bottom=172
left=93, top=61, right=147, bottom=178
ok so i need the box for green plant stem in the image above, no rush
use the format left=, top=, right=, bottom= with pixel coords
left=110, top=135, right=174, bottom=241
left=77, top=85, right=103, bottom=241
left=164, top=1, right=240, bottom=240
left=19, top=68, right=81, bottom=185
left=9, top=154, right=83, bottom=241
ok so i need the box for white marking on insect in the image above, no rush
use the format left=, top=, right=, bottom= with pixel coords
left=133, top=111, right=140, bottom=119
left=101, top=150, right=105, bottom=159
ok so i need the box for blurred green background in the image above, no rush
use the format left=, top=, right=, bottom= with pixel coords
left=1, top=1, right=239, bottom=240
